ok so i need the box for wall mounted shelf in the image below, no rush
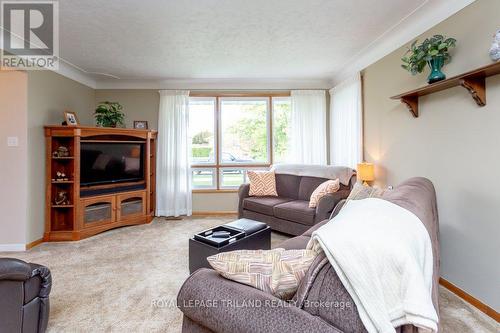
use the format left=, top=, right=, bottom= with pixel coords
left=391, top=62, right=500, bottom=117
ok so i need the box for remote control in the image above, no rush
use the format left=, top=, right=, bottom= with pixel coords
left=212, top=231, right=231, bottom=238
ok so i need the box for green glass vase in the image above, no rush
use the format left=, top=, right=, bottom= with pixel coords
left=427, top=56, right=446, bottom=84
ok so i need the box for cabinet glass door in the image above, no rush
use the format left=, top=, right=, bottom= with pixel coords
left=117, top=191, right=146, bottom=221
left=81, top=196, right=115, bottom=227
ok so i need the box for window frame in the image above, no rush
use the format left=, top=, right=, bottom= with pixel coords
left=190, top=92, right=291, bottom=192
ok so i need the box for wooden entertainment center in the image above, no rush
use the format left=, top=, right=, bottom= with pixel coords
left=44, top=126, right=157, bottom=241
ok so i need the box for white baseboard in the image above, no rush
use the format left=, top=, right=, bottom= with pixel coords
left=0, top=244, right=26, bottom=252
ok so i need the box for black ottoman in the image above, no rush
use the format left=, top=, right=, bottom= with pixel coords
left=188, top=218, right=271, bottom=274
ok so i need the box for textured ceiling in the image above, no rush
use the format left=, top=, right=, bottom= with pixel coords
left=59, top=0, right=427, bottom=81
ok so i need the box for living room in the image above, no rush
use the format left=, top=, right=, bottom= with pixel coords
left=0, top=0, right=499, bottom=332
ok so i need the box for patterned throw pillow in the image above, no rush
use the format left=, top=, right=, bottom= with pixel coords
left=207, top=248, right=320, bottom=300
left=247, top=170, right=278, bottom=196
left=309, top=179, right=340, bottom=208
left=347, top=183, right=385, bottom=201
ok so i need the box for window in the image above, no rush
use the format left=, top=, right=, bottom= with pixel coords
left=272, top=97, right=292, bottom=163
left=191, top=168, right=216, bottom=189
left=220, top=98, right=270, bottom=164
left=189, top=94, right=291, bottom=190
left=189, top=98, right=216, bottom=165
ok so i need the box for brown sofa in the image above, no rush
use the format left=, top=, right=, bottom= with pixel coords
left=238, top=166, right=356, bottom=236
left=0, top=258, right=52, bottom=333
left=178, top=177, right=440, bottom=333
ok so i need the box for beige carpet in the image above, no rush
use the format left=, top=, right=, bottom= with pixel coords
left=1, top=216, right=498, bottom=332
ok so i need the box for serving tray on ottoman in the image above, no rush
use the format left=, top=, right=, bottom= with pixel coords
left=189, top=218, right=271, bottom=274
left=194, top=225, right=245, bottom=247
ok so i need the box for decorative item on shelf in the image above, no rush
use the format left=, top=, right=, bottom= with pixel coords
left=95, top=101, right=125, bottom=128
left=490, top=29, right=500, bottom=62
left=54, top=191, right=70, bottom=206
left=357, top=162, right=374, bottom=186
left=133, top=120, right=148, bottom=129
left=53, top=171, right=69, bottom=182
left=401, top=35, right=457, bottom=84
left=52, top=146, right=69, bottom=158
left=63, top=111, right=79, bottom=126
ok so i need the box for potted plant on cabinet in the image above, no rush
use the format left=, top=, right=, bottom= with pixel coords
left=95, top=101, right=125, bottom=127
left=401, top=35, right=457, bottom=84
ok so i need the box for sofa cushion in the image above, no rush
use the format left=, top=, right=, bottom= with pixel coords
left=309, top=179, right=340, bottom=208
left=274, top=200, right=316, bottom=225
left=207, top=248, right=319, bottom=299
left=275, top=174, right=301, bottom=199
left=298, top=176, right=330, bottom=201
left=302, top=219, right=330, bottom=237
left=243, top=197, right=293, bottom=216
left=279, top=235, right=311, bottom=250
left=347, top=183, right=385, bottom=201
left=248, top=170, right=278, bottom=197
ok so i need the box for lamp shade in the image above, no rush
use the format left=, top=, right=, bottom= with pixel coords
left=357, top=162, right=374, bottom=182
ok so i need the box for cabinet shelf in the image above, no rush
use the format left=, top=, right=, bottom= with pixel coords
left=52, top=157, right=74, bottom=160
left=52, top=205, right=74, bottom=208
left=52, top=180, right=74, bottom=184
left=391, top=62, right=500, bottom=117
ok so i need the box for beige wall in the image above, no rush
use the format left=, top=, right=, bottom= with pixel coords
left=27, top=71, right=95, bottom=243
left=0, top=71, right=28, bottom=248
left=193, top=192, right=239, bottom=212
left=363, top=0, right=499, bottom=309
left=95, top=90, right=159, bottom=129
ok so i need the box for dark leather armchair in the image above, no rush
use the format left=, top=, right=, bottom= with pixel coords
left=0, top=258, right=51, bottom=333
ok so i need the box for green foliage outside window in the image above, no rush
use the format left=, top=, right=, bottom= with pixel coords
left=192, top=147, right=212, bottom=158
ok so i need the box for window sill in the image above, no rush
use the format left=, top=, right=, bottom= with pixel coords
left=192, top=189, right=239, bottom=194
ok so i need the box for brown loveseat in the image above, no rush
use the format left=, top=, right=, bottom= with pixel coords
left=238, top=165, right=356, bottom=236
left=178, top=177, right=440, bottom=333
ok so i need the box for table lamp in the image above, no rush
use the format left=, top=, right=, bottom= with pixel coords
left=357, top=162, right=374, bottom=186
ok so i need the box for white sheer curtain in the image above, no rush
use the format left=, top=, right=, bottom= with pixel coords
left=330, top=73, right=363, bottom=169
left=288, top=90, right=327, bottom=164
left=156, top=90, right=192, bottom=217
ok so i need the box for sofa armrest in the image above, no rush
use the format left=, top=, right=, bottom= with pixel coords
left=237, top=183, right=250, bottom=218
left=178, top=268, right=341, bottom=333
left=315, top=190, right=350, bottom=222
left=329, top=199, right=347, bottom=220
left=0, top=258, right=32, bottom=281
left=30, top=263, right=52, bottom=299
left=29, top=263, right=51, bottom=333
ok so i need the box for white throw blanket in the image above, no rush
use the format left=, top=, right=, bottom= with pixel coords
left=307, top=198, right=438, bottom=333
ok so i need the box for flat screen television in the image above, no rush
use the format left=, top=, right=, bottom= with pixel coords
left=80, top=142, right=145, bottom=186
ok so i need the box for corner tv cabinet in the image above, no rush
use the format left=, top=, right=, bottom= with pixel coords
left=44, top=126, right=157, bottom=242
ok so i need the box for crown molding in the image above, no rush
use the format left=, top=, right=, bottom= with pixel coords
left=52, top=61, right=97, bottom=88
left=330, top=0, right=477, bottom=86
left=94, top=77, right=332, bottom=90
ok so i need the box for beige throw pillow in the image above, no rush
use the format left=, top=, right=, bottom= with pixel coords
left=247, top=170, right=278, bottom=196
left=309, top=179, right=340, bottom=208
left=207, top=248, right=319, bottom=299
left=347, top=183, right=385, bottom=201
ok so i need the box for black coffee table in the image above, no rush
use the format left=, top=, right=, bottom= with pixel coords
left=188, top=218, right=271, bottom=274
